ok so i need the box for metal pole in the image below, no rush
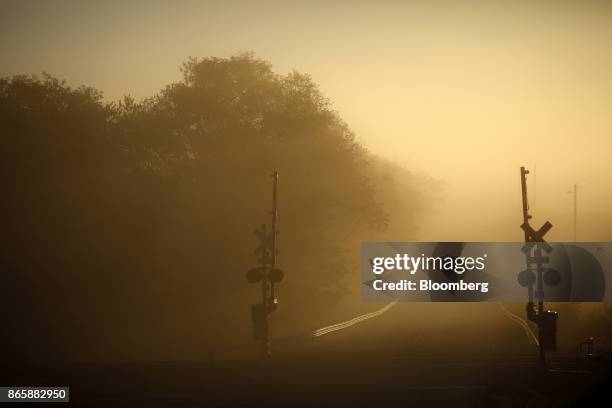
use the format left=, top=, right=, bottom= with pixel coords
left=261, top=253, right=269, bottom=357
left=520, top=167, right=534, bottom=304
left=535, top=246, right=545, bottom=368
left=520, top=167, right=531, bottom=242
left=271, top=171, right=278, bottom=269
left=533, top=164, right=536, bottom=212
left=520, top=167, right=546, bottom=367
left=261, top=171, right=279, bottom=358
left=573, top=183, right=577, bottom=243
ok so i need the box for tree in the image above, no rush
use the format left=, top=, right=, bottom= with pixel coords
left=0, top=54, right=430, bottom=362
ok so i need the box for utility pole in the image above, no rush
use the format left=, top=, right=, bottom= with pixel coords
left=567, top=184, right=579, bottom=242
left=247, top=172, right=283, bottom=358
left=533, top=164, right=537, bottom=212
left=518, top=166, right=558, bottom=369
left=573, top=184, right=577, bottom=243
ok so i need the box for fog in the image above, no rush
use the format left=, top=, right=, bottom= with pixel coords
left=3, top=1, right=611, bottom=243
left=1, top=0, right=611, bottom=362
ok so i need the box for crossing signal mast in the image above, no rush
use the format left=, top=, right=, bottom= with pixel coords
left=518, top=166, right=559, bottom=368
left=246, top=171, right=283, bottom=357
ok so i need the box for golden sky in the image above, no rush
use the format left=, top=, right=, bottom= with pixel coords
left=2, top=0, right=611, bottom=241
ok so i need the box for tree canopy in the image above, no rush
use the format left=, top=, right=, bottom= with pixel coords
left=1, top=53, right=432, bottom=362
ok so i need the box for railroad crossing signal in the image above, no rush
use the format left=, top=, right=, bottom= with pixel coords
left=246, top=267, right=264, bottom=283
left=268, top=268, right=284, bottom=283
left=254, top=224, right=273, bottom=253
left=519, top=166, right=558, bottom=367
left=253, top=224, right=279, bottom=265
left=246, top=171, right=282, bottom=357
left=521, top=221, right=553, bottom=254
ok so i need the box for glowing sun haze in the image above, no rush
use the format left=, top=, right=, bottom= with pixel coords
left=2, top=0, right=611, bottom=241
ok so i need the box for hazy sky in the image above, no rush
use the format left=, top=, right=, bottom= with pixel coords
left=2, top=0, right=611, bottom=241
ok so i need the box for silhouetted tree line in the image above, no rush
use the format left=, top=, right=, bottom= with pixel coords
left=0, top=53, right=431, bottom=362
